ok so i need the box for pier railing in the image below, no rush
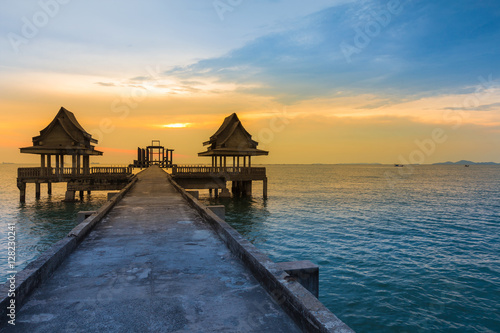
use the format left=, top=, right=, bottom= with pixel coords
left=18, top=166, right=132, bottom=179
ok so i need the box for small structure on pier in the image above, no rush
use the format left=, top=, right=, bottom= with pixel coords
left=199, top=113, right=268, bottom=168
left=172, top=113, right=268, bottom=198
left=18, top=107, right=132, bottom=202
left=132, top=140, right=175, bottom=168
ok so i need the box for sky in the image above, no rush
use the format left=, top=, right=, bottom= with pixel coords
left=1, top=0, right=499, bottom=164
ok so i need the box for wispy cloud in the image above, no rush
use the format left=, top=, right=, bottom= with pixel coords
left=442, top=102, right=500, bottom=112
left=95, top=82, right=116, bottom=87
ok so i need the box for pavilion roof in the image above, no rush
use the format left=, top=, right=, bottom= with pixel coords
left=20, top=107, right=102, bottom=156
left=198, top=113, right=268, bottom=157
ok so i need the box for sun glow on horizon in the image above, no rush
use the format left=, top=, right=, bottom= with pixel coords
left=162, top=123, right=191, bottom=128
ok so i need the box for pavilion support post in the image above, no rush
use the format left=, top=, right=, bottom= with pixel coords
left=87, top=191, right=91, bottom=195
left=64, top=190, right=75, bottom=202
left=242, top=181, right=252, bottom=196
left=79, top=191, right=84, bottom=200
left=47, top=182, right=52, bottom=195
left=76, top=154, right=81, bottom=175
left=83, top=155, right=90, bottom=175
left=60, top=155, right=64, bottom=173
left=232, top=181, right=241, bottom=197
left=47, top=154, right=52, bottom=176
left=41, top=154, right=46, bottom=177
left=55, top=154, right=60, bottom=176
left=249, top=156, right=251, bottom=168
left=214, top=188, right=219, bottom=198
left=35, top=183, right=41, bottom=199
left=19, top=182, right=26, bottom=203
left=263, top=178, right=268, bottom=199
left=72, top=155, right=77, bottom=175
left=209, top=188, right=213, bottom=197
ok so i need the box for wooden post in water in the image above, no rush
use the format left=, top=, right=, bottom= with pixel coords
left=64, top=190, right=75, bottom=202
left=35, top=183, right=41, bottom=199
left=263, top=178, right=268, bottom=199
left=19, top=182, right=26, bottom=203
left=243, top=181, right=252, bottom=196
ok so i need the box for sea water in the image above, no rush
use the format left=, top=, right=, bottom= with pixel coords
left=0, top=164, right=499, bottom=332
left=200, top=164, right=500, bottom=332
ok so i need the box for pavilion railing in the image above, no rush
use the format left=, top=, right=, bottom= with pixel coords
left=172, top=166, right=266, bottom=176
left=18, top=166, right=132, bottom=179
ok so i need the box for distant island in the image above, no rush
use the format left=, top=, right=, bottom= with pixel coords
left=433, top=160, right=500, bottom=165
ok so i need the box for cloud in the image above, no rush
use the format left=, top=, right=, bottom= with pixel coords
left=442, top=102, right=500, bottom=112
left=95, top=82, right=116, bottom=87
left=129, top=76, right=150, bottom=82
left=162, top=1, right=500, bottom=104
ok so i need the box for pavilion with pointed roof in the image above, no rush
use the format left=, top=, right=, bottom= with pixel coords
left=172, top=113, right=268, bottom=198
left=20, top=106, right=102, bottom=177
left=198, top=113, right=268, bottom=169
left=17, top=107, right=132, bottom=202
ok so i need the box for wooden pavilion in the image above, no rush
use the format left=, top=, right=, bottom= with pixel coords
left=18, top=107, right=132, bottom=201
left=198, top=113, right=268, bottom=168
left=174, top=113, right=268, bottom=197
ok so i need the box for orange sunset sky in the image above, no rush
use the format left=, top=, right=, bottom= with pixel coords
left=1, top=1, right=499, bottom=165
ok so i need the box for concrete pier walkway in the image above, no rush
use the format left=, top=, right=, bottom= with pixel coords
left=6, top=166, right=301, bottom=332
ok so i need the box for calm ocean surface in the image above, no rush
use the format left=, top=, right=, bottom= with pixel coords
left=1, top=163, right=499, bottom=332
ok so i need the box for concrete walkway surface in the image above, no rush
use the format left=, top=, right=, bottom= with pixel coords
left=2, top=166, right=301, bottom=332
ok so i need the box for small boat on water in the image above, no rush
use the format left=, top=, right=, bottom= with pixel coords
left=394, top=164, right=404, bottom=167
left=465, top=165, right=470, bottom=167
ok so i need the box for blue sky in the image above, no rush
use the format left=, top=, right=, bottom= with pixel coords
left=163, top=0, right=500, bottom=102
left=1, top=0, right=499, bottom=163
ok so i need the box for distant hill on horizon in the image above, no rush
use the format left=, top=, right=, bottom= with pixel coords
left=433, top=160, right=499, bottom=165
